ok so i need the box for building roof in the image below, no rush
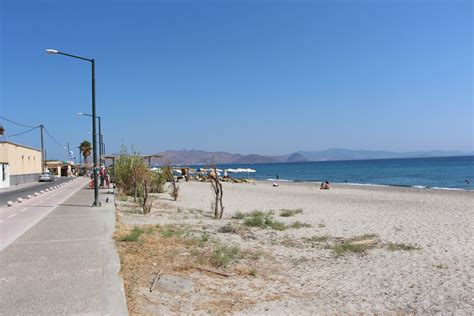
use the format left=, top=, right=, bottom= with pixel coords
left=0, top=140, right=41, bottom=152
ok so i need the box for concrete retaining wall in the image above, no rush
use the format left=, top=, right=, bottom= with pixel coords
left=10, top=173, right=41, bottom=186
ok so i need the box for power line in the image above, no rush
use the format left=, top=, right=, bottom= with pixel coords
left=4, top=126, right=40, bottom=138
left=0, top=116, right=37, bottom=129
left=44, top=127, right=65, bottom=148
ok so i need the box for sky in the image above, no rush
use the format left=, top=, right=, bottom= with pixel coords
left=1, top=0, right=472, bottom=160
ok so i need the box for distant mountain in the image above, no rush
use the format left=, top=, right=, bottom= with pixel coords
left=143, top=148, right=472, bottom=165
left=286, top=152, right=309, bottom=163
left=232, top=154, right=278, bottom=164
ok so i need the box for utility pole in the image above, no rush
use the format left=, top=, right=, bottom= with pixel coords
left=47, top=48, right=99, bottom=206
left=40, top=124, right=45, bottom=173
left=67, top=142, right=70, bottom=160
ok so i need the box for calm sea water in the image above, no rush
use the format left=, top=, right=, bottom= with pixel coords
left=211, top=156, right=474, bottom=190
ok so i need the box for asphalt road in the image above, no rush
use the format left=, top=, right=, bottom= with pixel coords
left=0, top=177, right=71, bottom=205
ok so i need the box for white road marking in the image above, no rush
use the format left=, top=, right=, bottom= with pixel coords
left=8, top=214, right=17, bottom=218
left=21, top=208, right=29, bottom=212
left=16, top=237, right=102, bottom=244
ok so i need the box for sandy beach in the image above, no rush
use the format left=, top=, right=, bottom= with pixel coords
left=116, top=181, right=474, bottom=314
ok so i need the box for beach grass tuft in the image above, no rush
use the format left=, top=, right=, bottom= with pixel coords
left=279, top=208, right=303, bottom=217
left=218, top=223, right=237, bottom=234
left=351, top=233, right=378, bottom=241
left=120, top=226, right=145, bottom=242
left=264, top=218, right=287, bottom=231
left=211, top=245, right=244, bottom=267
left=288, top=221, right=312, bottom=229
left=232, top=211, right=246, bottom=219
left=307, top=235, right=330, bottom=242
left=244, top=214, right=266, bottom=228
left=332, top=242, right=369, bottom=256
left=387, top=242, right=420, bottom=251
left=242, top=211, right=288, bottom=230
left=160, top=227, right=184, bottom=238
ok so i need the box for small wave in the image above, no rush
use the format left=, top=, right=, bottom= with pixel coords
left=412, top=185, right=427, bottom=189
left=267, top=178, right=293, bottom=182
left=339, top=182, right=391, bottom=188
left=431, top=187, right=466, bottom=191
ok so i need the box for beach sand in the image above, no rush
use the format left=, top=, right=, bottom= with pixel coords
left=118, top=181, right=474, bottom=314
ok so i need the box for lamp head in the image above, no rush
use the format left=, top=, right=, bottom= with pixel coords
left=77, top=112, right=84, bottom=115
left=46, top=49, right=59, bottom=54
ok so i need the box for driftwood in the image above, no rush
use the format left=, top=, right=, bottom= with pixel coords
left=149, top=269, right=163, bottom=292
left=193, top=266, right=232, bottom=277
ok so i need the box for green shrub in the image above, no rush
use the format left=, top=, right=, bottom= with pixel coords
left=150, top=171, right=167, bottom=193
left=114, top=153, right=150, bottom=197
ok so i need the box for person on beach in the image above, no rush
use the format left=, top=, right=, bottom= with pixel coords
left=320, top=181, right=330, bottom=190
left=276, top=174, right=279, bottom=181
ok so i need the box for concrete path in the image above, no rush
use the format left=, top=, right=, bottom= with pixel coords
left=0, top=179, right=128, bottom=315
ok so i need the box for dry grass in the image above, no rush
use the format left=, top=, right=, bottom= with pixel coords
left=114, top=222, right=280, bottom=314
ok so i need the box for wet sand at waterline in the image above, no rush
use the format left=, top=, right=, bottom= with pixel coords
left=117, top=181, right=474, bottom=314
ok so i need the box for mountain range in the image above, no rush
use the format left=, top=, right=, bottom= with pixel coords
left=148, top=148, right=472, bottom=165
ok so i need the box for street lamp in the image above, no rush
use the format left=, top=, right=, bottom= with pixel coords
left=78, top=112, right=104, bottom=164
left=46, top=48, right=99, bottom=206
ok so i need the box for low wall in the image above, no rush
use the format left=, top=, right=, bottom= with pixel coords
left=9, top=173, right=41, bottom=186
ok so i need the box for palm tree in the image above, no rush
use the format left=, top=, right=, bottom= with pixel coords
left=79, top=140, right=92, bottom=164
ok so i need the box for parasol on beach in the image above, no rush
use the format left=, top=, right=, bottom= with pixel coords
left=225, top=168, right=256, bottom=178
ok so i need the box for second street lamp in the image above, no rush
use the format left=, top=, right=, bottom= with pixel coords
left=46, top=48, right=99, bottom=206
left=78, top=112, right=103, bottom=164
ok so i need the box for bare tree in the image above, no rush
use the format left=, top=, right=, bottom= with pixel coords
left=210, top=167, right=224, bottom=219
left=142, top=176, right=153, bottom=214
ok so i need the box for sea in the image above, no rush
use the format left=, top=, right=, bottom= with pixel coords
left=210, top=156, right=474, bottom=191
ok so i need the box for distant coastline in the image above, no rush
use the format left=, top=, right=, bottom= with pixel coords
left=142, top=148, right=473, bottom=166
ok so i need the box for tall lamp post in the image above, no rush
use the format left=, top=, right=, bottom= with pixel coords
left=46, top=48, right=99, bottom=206
left=78, top=112, right=103, bottom=164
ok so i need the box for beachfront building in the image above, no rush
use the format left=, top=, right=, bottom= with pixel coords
left=45, top=160, right=77, bottom=177
left=0, top=141, right=42, bottom=188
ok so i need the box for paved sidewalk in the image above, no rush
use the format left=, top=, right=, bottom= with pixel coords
left=0, top=183, right=128, bottom=315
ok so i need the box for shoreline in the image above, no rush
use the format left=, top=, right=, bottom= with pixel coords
left=258, top=178, right=474, bottom=192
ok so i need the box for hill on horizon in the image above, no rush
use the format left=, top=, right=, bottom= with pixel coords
left=145, top=148, right=472, bottom=165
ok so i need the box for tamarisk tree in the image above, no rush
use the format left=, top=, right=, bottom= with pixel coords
left=210, top=167, right=224, bottom=219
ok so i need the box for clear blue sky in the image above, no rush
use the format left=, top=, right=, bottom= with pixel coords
left=1, top=0, right=472, bottom=160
